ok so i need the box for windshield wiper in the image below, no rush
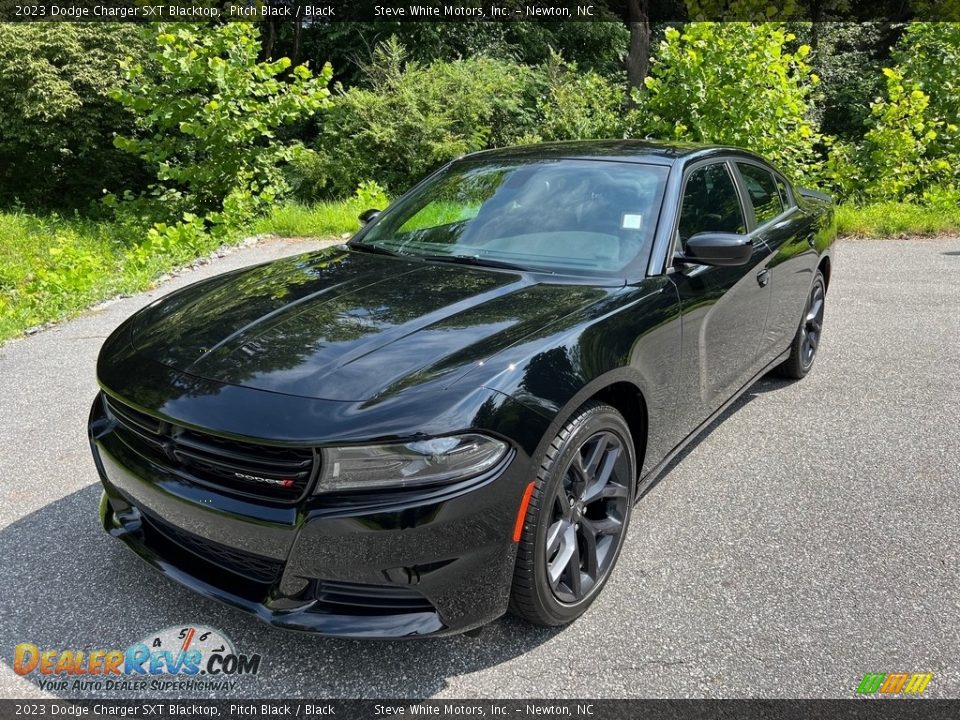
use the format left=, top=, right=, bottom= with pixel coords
left=418, top=254, right=542, bottom=273
left=349, top=242, right=408, bottom=258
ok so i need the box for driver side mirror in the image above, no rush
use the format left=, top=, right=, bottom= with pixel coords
left=358, top=208, right=381, bottom=226
left=676, top=232, right=753, bottom=267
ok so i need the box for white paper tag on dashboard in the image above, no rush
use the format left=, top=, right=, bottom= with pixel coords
left=622, top=214, right=643, bottom=230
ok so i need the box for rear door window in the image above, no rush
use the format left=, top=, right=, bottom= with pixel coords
left=737, top=163, right=784, bottom=226
left=775, top=175, right=794, bottom=208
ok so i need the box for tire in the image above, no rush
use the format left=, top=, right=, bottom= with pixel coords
left=777, top=270, right=826, bottom=380
left=509, top=401, right=636, bottom=626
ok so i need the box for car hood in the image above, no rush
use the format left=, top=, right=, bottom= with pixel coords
left=122, top=246, right=610, bottom=402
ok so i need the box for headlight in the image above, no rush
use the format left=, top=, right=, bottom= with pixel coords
left=316, top=434, right=508, bottom=493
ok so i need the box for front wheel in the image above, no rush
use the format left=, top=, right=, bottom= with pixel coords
left=509, top=402, right=636, bottom=626
left=777, top=270, right=826, bottom=379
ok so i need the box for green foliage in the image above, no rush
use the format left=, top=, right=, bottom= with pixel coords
left=255, top=202, right=358, bottom=238
left=111, top=23, right=332, bottom=228
left=858, top=68, right=952, bottom=201
left=894, top=22, right=960, bottom=159
left=632, top=23, right=822, bottom=182
left=299, top=21, right=629, bottom=88
left=535, top=54, right=626, bottom=142
left=353, top=181, right=390, bottom=212
left=303, top=39, right=543, bottom=198
left=802, top=23, right=897, bottom=141
left=832, top=24, right=960, bottom=202
left=0, top=207, right=257, bottom=344
left=0, top=212, right=125, bottom=341
left=0, top=25, right=147, bottom=209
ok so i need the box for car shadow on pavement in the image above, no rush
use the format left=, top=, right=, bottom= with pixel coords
left=0, top=484, right=560, bottom=699
left=642, top=373, right=794, bottom=496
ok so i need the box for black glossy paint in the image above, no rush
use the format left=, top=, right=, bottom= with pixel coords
left=90, top=141, right=835, bottom=637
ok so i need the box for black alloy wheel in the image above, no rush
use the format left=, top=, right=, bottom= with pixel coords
left=510, top=402, right=636, bottom=626
left=778, top=270, right=827, bottom=379
left=546, top=430, right=630, bottom=603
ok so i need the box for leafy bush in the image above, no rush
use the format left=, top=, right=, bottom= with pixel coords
left=535, top=53, right=626, bottom=142
left=0, top=25, right=147, bottom=209
left=858, top=68, right=953, bottom=201
left=304, top=39, right=543, bottom=198
left=300, top=22, right=629, bottom=89
left=631, top=23, right=822, bottom=183
left=803, top=23, right=895, bottom=142
left=112, top=24, right=332, bottom=229
left=830, top=24, right=959, bottom=203
left=352, top=181, right=390, bottom=212
left=894, top=23, right=960, bottom=162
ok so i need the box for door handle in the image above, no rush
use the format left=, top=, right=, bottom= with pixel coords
left=756, top=269, right=771, bottom=287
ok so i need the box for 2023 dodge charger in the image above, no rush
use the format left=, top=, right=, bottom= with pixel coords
left=90, top=141, right=835, bottom=638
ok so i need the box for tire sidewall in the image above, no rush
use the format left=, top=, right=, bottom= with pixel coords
left=799, top=271, right=826, bottom=373
left=529, top=406, right=636, bottom=624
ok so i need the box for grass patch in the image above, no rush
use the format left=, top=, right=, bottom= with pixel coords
left=0, top=212, right=127, bottom=342
left=0, top=210, right=235, bottom=344
left=837, top=202, right=960, bottom=237
left=252, top=200, right=366, bottom=238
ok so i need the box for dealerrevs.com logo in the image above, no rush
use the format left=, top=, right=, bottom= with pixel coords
left=13, top=625, right=262, bottom=693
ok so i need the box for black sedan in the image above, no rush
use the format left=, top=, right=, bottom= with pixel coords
left=89, top=141, right=835, bottom=637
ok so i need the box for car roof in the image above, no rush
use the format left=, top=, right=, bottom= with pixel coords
left=460, top=140, right=756, bottom=167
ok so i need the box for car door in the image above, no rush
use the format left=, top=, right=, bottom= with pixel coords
left=668, top=159, right=774, bottom=433
left=734, top=161, right=822, bottom=362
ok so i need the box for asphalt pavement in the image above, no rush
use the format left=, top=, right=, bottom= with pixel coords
left=1, top=236, right=958, bottom=699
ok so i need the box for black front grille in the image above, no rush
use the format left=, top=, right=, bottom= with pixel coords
left=103, top=394, right=318, bottom=501
left=313, top=581, right=434, bottom=614
left=142, top=512, right=283, bottom=584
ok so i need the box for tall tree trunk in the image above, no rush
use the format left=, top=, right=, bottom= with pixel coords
left=292, top=18, right=303, bottom=66
left=626, top=0, right=651, bottom=105
left=263, top=20, right=277, bottom=61
left=808, top=0, right=822, bottom=51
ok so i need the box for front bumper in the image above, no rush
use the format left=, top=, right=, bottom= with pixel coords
left=90, top=399, right=533, bottom=639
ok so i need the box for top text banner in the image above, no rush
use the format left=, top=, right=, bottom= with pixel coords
left=4, top=0, right=960, bottom=22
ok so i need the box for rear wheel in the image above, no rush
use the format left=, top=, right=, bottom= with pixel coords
left=510, top=402, right=636, bottom=626
left=778, top=270, right=826, bottom=379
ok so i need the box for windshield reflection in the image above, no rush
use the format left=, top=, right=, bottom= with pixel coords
left=354, top=159, right=669, bottom=276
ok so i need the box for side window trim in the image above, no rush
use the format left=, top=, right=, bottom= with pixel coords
left=667, top=157, right=750, bottom=261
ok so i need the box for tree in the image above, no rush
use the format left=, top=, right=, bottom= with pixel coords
left=631, top=23, right=823, bottom=182
left=295, top=21, right=629, bottom=89
left=0, top=25, right=147, bottom=209
left=302, top=39, right=543, bottom=198
left=112, top=24, right=332, bottom=227
left=801, top=22, right=901, bottom=141
left=838, top=23, right=960, bottom=202
left=625, top=0, right=652, bottom=97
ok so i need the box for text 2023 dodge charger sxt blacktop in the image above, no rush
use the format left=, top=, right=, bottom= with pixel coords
left=90, top=141, right=835, bottom=638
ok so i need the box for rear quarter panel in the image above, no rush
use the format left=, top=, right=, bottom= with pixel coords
left=761, top=190, right=836, bottom=358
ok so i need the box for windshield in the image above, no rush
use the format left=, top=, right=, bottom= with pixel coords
left=354, top=159, right=669, bottom=275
